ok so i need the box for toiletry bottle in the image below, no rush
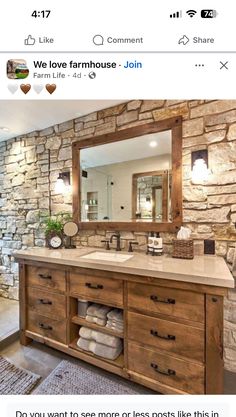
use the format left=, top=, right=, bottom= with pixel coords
left=153, top=232, right=163, bottom=255
left=147, top=232, right=154, bottom=255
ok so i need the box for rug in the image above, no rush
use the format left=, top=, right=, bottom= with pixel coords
left=34, top=359, right=154, bottom=395
left=0, top=356, right=41, bottom=395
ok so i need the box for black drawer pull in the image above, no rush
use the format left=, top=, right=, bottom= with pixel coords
left=38, top=299, right=52, bottom=305
left=151, top=362, right=176, bottom=376
left=150, top=329, right=176, bottom=341
left=150, top=295, right=175, bottom=304
left=38, top=274, right=52, bottom=280
left=38, top=323, right=53, bottom=330
left=85, top=283, right=103, bottom=290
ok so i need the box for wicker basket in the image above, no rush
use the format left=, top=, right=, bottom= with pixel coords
left=172, top=239, right=194, bottom=259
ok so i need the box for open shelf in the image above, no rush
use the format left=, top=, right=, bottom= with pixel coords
left=71, top=315, right=124, bottom=338
left=69, top=338, right=124, bottom=368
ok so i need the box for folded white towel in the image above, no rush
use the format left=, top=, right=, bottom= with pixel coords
left=79, top=326, right=121, bottom=348
left=77, top=337, right=122, bottom=360
left=107, top=319, right=124, bottom=327
left=87, top=303, right=111, bottom=319
left=85, top=315, right=106, bottom=326
left=106, top=323, right=123, bottom=333
left=107, top=309, right=123, bottom=322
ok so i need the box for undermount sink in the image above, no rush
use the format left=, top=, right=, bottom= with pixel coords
left=80, top=251, right=133, bottom=263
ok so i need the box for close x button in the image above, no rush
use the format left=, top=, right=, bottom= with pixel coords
left=220, top=61, right=229, bottom=70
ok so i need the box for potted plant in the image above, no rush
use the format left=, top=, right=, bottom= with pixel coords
left=39, top=211, right=72, bottom=248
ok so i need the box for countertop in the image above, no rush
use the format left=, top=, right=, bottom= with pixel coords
left=14, top=247, right=235, bottom=289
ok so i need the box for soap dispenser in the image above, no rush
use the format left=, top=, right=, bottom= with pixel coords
left=147, top=232, right=154, bottom=255
left=153, top=232, right=163, bottom=256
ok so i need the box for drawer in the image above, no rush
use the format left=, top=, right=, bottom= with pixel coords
left=27, top=287, right=66, bottom=320
left=128, top=311, right=204, bottom=363
left=128, top=282, right=204, bottom=323
left=70, top=272, right=123, bottom=307
left=26, top=265, right=66, bottom=293
left=128, top=342, right=205, bottom=394
left=27, top=310, right=67, bottom=344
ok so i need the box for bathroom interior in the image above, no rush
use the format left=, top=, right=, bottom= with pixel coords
left=0, top=99, right=236, bottom=395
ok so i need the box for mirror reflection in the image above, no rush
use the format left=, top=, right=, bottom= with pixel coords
left=80, top=130, right=172, bottom=222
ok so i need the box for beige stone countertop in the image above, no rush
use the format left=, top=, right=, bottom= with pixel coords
left=14, top=247, right=235, bottom=289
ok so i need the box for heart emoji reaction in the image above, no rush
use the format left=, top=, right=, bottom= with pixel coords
left=8, top=84, right=18, bottom=94
left=46, top=84, right=56, bottom=94
left=20, top=84, right=31, bottom=94
left=33, top=84, right=44, bottom=94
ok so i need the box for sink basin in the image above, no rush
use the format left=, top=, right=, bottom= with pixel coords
left=80, top=251, right=133, bottom=263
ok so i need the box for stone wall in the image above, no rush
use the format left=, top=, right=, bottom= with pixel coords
left=0, top=99, right=236, bottom=370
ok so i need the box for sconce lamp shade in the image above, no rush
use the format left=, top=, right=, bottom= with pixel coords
left=191, top=149, right=209, bottom=182
left=55, top=172, right=70, bottom=193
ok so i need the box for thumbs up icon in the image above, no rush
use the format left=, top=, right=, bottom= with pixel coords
left=24, top=35, right=36, bottom=46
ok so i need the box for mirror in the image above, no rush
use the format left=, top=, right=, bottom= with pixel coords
left=63, top=221, right=79, bottom=237
left=72, top=117, right=182, bottom=232
left=80, top=131, right=171, bottom=222
left=133, top=170, right=171, bottom=222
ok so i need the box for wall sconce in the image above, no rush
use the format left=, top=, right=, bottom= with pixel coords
left=145, top=196, right=152, bottom=210
left=55, top=172, right=71, bottom=193
left=191, top=149, right=209, bottom=182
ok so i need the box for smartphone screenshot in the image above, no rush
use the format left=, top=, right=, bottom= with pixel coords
left=0, top=1, right=235, bottom=416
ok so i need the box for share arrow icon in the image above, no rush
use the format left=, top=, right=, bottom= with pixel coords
left=178, top=35, right=190, bottom=45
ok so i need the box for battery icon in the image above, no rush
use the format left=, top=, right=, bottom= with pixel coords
left=201, top=9, right=218, bottom=18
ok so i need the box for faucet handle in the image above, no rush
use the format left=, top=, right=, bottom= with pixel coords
left=101, top=239, right=110, bottom=250
left=128, top=241, right=139, bottom=252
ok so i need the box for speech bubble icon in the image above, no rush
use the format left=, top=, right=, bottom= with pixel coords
left=93, top=34, right=104, bottom=46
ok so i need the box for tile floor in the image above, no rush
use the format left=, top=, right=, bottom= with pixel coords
left=0, top=339, right=236, bottom=394
left=0, top=298, right=19, bottom=342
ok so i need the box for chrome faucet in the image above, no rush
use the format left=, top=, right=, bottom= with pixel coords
left=110, top=232, right=121, bottom=251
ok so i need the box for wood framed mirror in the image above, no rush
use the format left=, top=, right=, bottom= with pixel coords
left=72, top=116, right=182, bottom=232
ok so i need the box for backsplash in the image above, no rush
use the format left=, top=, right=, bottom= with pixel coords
left=0, top=99, right=236, bottom=370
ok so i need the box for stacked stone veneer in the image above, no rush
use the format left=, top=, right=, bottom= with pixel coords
left=0, top=99, right=236, bottom=371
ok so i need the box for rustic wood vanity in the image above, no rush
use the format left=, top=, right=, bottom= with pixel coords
left=15, top=247, right=234, bottom=395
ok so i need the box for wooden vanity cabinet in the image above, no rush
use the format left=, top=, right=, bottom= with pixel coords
left=19, top=261, right=226, bottom=395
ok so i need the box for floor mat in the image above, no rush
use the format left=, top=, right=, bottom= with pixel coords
left=33, top=359, right=155, bottom=395
left=0, top=356, right=40, bottom=394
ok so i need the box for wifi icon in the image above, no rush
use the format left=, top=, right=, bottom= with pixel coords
left=186, top=9, right=197, bottom=18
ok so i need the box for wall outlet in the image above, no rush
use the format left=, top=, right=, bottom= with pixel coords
left=204, top=239, right=215, bottom=255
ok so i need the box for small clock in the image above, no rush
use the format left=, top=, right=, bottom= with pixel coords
left=47, top=232, right=63, bottom=249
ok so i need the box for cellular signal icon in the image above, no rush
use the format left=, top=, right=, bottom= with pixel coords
left=170, top=10, right=182, bottom=18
